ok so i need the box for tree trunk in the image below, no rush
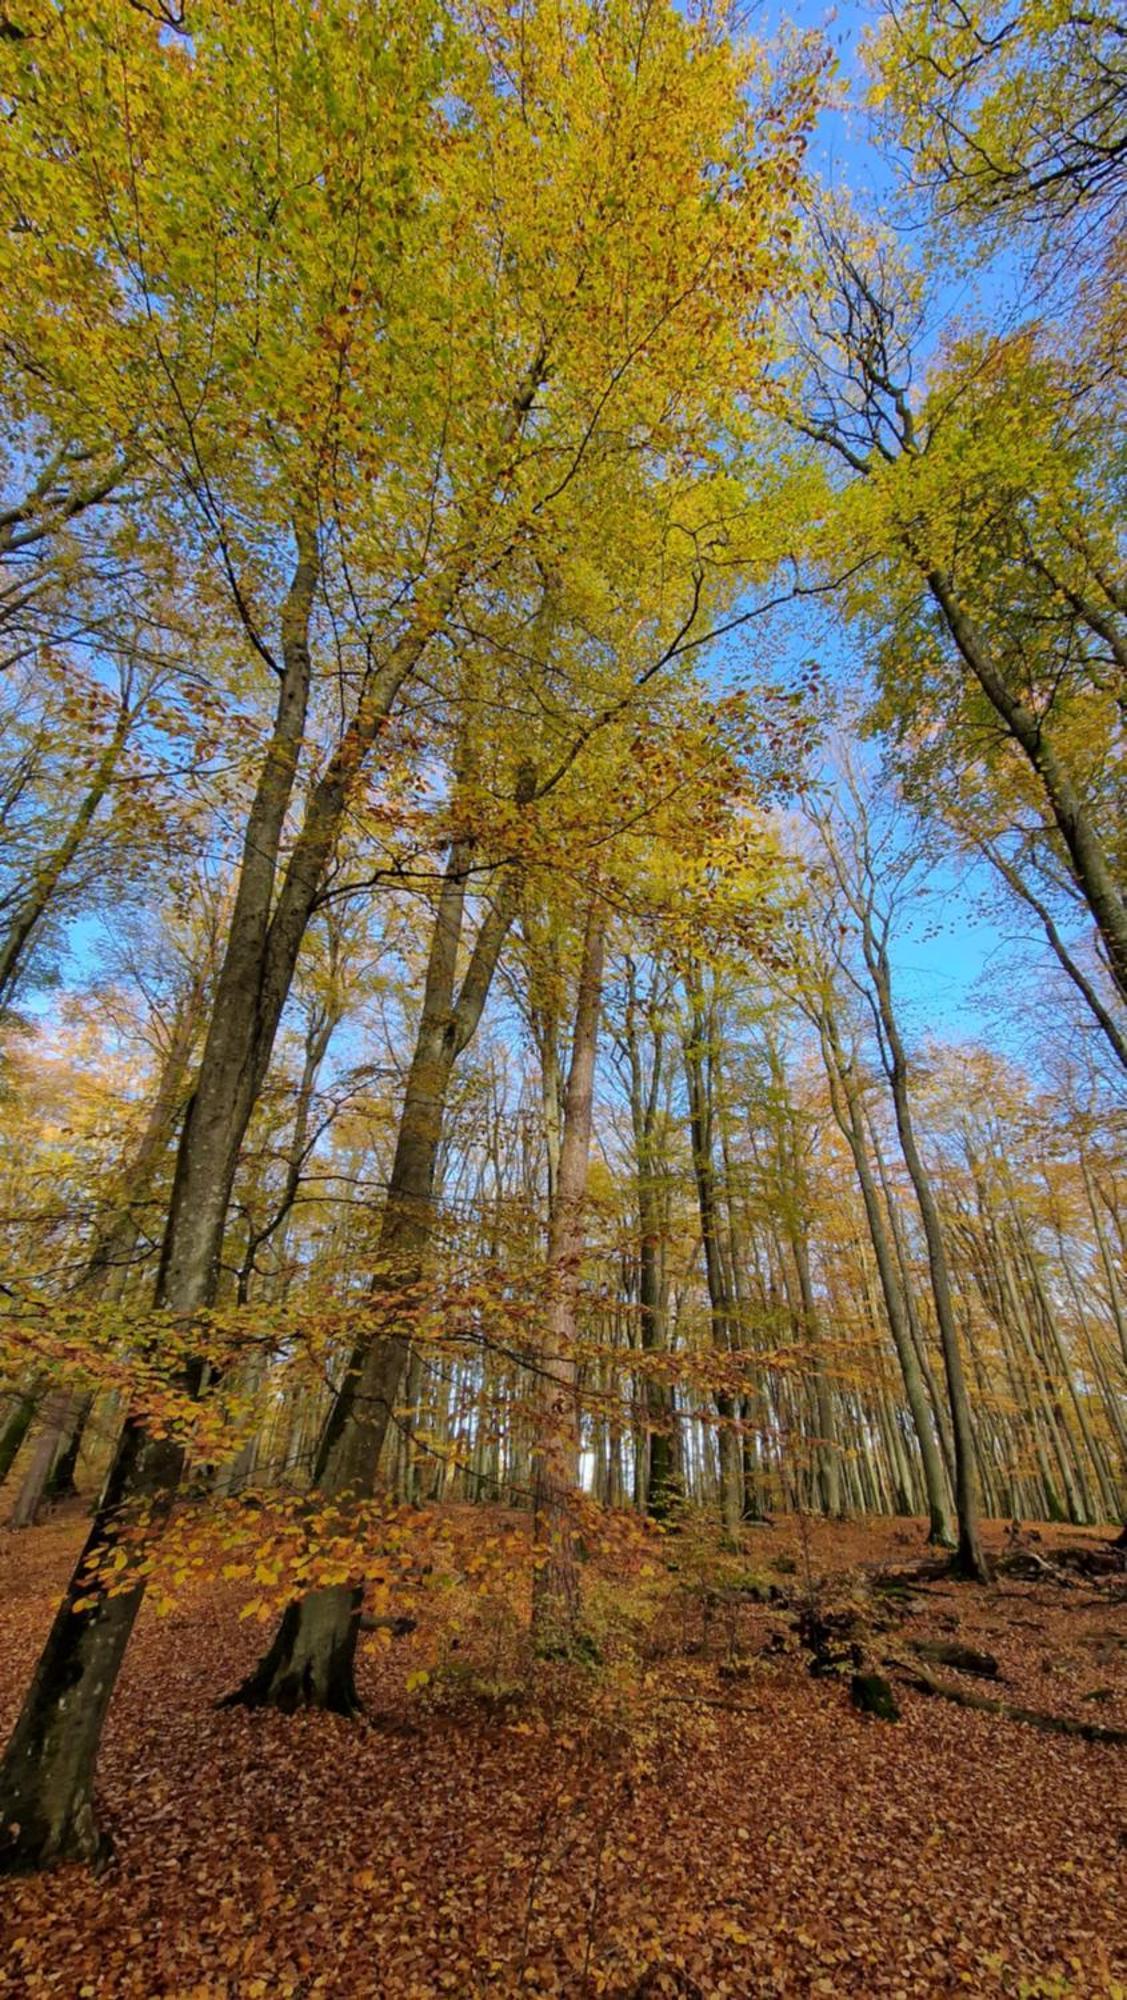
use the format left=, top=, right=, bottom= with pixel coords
left=0, top=1383, right=42, bottom=1487
left=0, top=1407, right=195, bottom=1869
left=7, top=1387, right=80, bottom=1529
left=817, top=1002, right=955, bottom=1543
left=0, top=515, right=321, bottom=1872
left=6, top=983, right=208, bottom=1538
left=870, top=948, right=990, bottom=1582
left=531, top=895, right=608, bottom=1652
left=226, top=839, right=521, bottom=1710
left=928, top=568, right=1127, bottom=1010
left=791, top=1229, right=842, bottom=1518
left=622, top=960, right=676, bottom=1519
left=0, top=696, right=132, bottom=1010
left=45, top=1392, right=94, bottom=1504
left=681, top=967, right=745, bottom=1539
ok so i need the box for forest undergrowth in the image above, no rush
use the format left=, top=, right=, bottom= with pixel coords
left=2, top=1508, right=1124, bottom=2000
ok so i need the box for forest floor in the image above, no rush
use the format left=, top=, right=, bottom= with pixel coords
left=1, top=1509, right=1125, bottom=2000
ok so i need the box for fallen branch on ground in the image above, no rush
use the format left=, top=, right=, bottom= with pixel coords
left=887, top=1656, right=1127, bottom=1745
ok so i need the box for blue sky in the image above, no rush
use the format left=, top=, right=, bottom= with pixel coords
left=744, top=0, right=1073, bottom=1055
left=20, top=0, right=1094, bottom=1077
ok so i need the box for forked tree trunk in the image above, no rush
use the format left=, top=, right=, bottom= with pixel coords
left=0, top=356, right=550, bottom=1864
left=225, top=842, right=521, bottom=1712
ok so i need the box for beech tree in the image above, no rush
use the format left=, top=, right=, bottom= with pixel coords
left=801, top=773, right=991, bottom=1581
left=866, top=0, right=1127, bottom=237
left=0, top=0, right=821, bottom=1861
left=0, top=1, right=1122, bottom=1935
left=793, top=213, right=1127, bottom=1015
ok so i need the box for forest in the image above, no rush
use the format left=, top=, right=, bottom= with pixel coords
left=0, top=1, right=1124, bottom=1994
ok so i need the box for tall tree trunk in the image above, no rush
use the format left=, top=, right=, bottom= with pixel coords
left=868, top=946, right=990, bottom=1581
left=530, top=895, right=607, bottom=1652
left=681, top=967, right=743, bottom=1539
left=816, top=1001, right=955, bottom=1543
left=791, top=1229, right=842, bottom=1518
left=0, top=1382, right=42, bottom=1487
left=8, top=970, right=209, bottom=1534
left=7, top=1387, right=81, bottom=1529
left=871, top=1128, right=957, bottom=1486
left=927, top=568, right=1127, bottom=1010
left=226, top=839, right=520, bottom=1712
left=622, top=960, right=676, bottom=1519
left=0, top=515, right=322, bottom=1872
left=44, top=1391, right=95, bottom=1504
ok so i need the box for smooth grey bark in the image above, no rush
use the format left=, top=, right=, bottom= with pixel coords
left=813, top=787, right=989, bottom=1578
left=219, top=997, right=340, bottom=1496
left=84, top=958, right=210, bottom=1298
left=869, top=1122, right=957, bottom=1486
left=6, top=1388, right=80, bottom=1530
left=232, top=1001, right=334, bottom=1304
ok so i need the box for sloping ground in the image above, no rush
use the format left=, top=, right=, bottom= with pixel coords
left=1, top=1512, right=1124, bottom=1999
